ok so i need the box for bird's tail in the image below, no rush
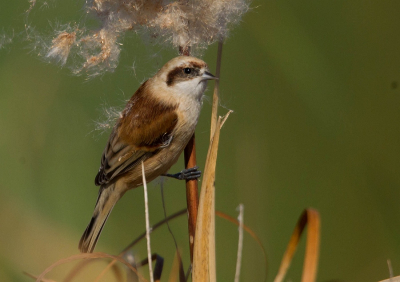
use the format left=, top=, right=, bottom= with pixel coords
left=79, top=183, right=120, bottom=253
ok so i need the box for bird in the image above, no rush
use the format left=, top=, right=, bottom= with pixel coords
left=79, top=56, right=217, bottom=253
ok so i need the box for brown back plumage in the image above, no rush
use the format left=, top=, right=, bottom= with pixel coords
left=118, top=80, right=178, bottom=149
left=95, top=80, right=178, bottom=186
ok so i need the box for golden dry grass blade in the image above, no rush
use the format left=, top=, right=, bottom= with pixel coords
left=210, top=40, right=223, bottom=140
left=24, top=272, right=57, bottom=282
left=63, top=259, right=93, bottom=282
left=209, top=175, right=216, bottom=282
left=302, top=209, right=320, bottom=282
left=220, top=110, right=233, bottom=129
left=379, top=276, right=400, bottom=282
left=93, top=257, right=118, bottom=282
left=109, top=263, right=124, bottom=282
left=193, top=117, right=222, bottom=282
left=35, top=252, right=148, bottom=282
left=65, top=256, right=124, bottom=282
left=92, top=262, right=126, bottom=282
left=215, top=211, right=268, bottom=282
left=273, top=208, right=320, bottom=282
left=168, top=250, right=184, bottom=282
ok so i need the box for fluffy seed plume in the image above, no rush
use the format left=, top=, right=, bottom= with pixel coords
left=0, top=29, right=13, bottom=50
left=94, top=105, right=123, bottom=133
left=27, top=0, right=250, bottom=77
left=46, top=31, right=76, bottom=65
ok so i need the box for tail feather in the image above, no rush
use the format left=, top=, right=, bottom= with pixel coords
left=79, top=184, right=119, bottom=253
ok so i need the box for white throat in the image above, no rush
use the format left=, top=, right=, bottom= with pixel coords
left=174, top=78, right=207, bottom=102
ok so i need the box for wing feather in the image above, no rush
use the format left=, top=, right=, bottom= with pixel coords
left=95, top=81, right=178, bottom=186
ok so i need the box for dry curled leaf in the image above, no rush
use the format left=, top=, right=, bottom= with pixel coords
left=273, top=208, right=321, bottom=282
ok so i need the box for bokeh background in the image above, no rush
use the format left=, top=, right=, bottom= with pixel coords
left=1, top=0, right=400, bottom=281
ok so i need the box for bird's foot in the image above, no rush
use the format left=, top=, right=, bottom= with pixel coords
left=163, top=166, right=201, bottom=180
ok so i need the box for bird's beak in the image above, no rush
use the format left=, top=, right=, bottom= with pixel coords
left=201, top=71, right=218, bottom=81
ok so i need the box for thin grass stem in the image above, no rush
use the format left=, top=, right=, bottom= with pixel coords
left=234, top=204, right=244, bottom=282
left=142, top=161, right=154, bottom=282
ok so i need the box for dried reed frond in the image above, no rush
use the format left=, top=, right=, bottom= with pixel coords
left=26, top=0, right=250, bottom=77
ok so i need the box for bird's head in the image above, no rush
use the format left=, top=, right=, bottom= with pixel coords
left=153, top=56, right=217, bottom=101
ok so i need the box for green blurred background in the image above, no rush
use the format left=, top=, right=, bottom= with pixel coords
left=1, top=0, right=400, bottom=281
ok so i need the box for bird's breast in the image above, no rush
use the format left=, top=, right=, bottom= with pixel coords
left=175, top=97, right=202, bottom=141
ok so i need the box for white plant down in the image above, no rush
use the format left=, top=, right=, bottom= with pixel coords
left=26, top=0, right=250, bottom=77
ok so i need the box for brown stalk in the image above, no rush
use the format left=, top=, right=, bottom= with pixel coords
left=183, top=134, right=199, bottom=263
left=179, top=45, right=200, bottom=265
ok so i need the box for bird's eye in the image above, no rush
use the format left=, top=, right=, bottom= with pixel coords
left=184, top=68, right=192, bottom=74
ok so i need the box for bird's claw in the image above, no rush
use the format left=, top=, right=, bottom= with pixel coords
left=164, top=166, right=201, bottom=180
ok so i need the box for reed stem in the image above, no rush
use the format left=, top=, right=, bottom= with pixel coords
left=180, top=45, right=199, bottom=264
left=184, top=135, right=199, bottom=264
left=210, top=40, right=224, bottom=140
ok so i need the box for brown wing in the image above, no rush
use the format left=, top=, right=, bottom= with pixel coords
left=95, top=81, right=178, bottom=186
